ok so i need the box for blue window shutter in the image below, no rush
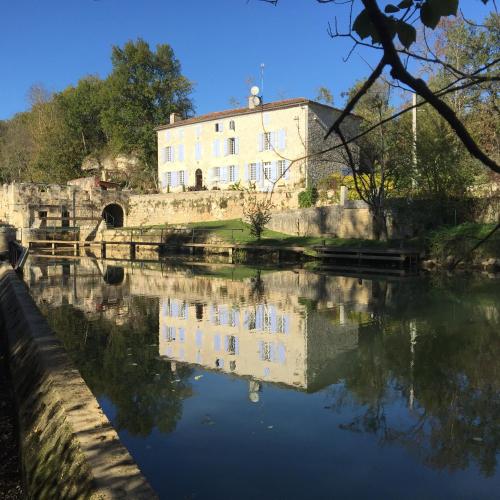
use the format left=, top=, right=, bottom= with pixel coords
left=271, top=131, right=278, bottom=149
left=178, top=144, right=184, bottom=161
left=223, top=139, right=228, bottom=156
left=279, top=129, right=286, bottom=150
left=160, top=147, right=167, bottom=163
left=271, top=161, right=277, bottom=182
left=171, top=146, right=176, bottom=162
left=184, top=170, right=189, bottom=186
left=220, top=122, right=224, bottom=132
left=161, top=172, right=167, bottom=189
left=284, top=160, right=291, bottom=180
left=214, top=334, right=221, bottom=351
left=221, top=167, right=228, bottom=182
left=234, top=165, right=239, bottom=182
left=255, top=162, right=261, bottom=182
left=171, top=171, right=178, bottom=187
left=258, top=133, right=264, bottom=152
left=235, top=137, right=240, bottom=154
left=212, top=140, right=217, bottom=157
left=165, top=130, right=170, bottom=141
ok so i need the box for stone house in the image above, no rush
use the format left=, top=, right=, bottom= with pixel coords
left=156, top=95, right=360, bottom=193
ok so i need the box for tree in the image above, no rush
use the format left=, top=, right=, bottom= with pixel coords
left=315, top=86, right=334, bottom=105
left=261, top=1, right=499, bottom=175
left=100, top=39, right=194, bottom=189
left=339, top=79, right=413, bottom=239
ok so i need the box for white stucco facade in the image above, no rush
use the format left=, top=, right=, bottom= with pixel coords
left=156, top=98, right=360, bottom=193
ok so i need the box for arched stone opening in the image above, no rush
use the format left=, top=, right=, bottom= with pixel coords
left=102, top=204, right=124, bottom=228
left=103, top=266, right=125, bottom=285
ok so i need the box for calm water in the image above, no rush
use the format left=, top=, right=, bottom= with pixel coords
left=25, top=258, right=500, bottom=499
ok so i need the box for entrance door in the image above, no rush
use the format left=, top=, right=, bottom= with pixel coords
left=195, top=169, right=203, bottom=190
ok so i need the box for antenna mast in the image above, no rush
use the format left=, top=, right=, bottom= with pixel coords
left=260, top=63, right=265, bottom=99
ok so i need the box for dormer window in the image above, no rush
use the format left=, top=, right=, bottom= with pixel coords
left=229, top=120, right=235, bottom=131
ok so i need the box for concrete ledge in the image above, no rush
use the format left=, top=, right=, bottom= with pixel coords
left=0, top=265, right=157, bottom=499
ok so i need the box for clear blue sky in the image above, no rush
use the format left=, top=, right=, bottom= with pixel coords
left=0, top=0, right=492, bottom=120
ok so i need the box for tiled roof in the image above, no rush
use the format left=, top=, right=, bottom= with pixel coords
left=155, top=98, right=348, bottom=131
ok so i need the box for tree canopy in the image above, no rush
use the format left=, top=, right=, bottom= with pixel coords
left=0, top=39, right=193, bottom=190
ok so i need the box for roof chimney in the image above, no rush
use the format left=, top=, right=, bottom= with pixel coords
left=170, top=112, right=182, bottom=124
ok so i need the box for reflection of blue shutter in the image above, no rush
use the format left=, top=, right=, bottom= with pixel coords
left=279, top=129, right=286, bottom=150
left=162, top=324, right=167, bottom=340
left=282, top=315, right=290, bottom=334
left=196, top=329, right=203, bottom=346
left=256, top=305, right=264, bottom=330
left=210, top=305, right=216, bottom=324
left=258, top=133, right=264, bottom=152
left=270, top=343, right=276, bottom=362
left=235, top=337, right=240, bottom=355
left=270, top=306, right=278, bottom=333
left=232, top=309, right=239, bottom=326
left=224, top=335, right=229, bottom=352
left=277, top=343, right=286, bottom=364
left=214, top=334, right=221, bottom=351
left=243, top=311, right=249, bottom=329
left=178, top=327, right=185, bottom=343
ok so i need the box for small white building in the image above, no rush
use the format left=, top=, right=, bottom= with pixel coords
left=156, top=94, right=360, bottom=193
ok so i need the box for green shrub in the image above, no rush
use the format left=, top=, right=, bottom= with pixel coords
left=298, top=187, right=319, bottom=208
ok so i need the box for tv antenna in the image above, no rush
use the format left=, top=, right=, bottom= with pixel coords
left=260, top=63, right=265, bottom=99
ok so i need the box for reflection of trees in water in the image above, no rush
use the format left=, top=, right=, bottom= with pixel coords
left=325, top=277, right=500, bottom=477
left=41, top=296, right=193, bottom=437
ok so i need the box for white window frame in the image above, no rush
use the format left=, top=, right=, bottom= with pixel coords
left=229, top=120, right=235, bottom=131
left=178, top=170, right=185, bottom=186
left=165, top=146, right=173, bottom=162
left=277, top=160, right=286, bottom=179
left=229, top=165, right=236, bottom=182
left=166, top=172, right=172, bottom=186
left=263, top=161, right=272, bottom=181
left=263, top=132, right=272, bottom=151
left=213, top=166, right=221, bottom=180
left=228, top=137, right=236, bottom=155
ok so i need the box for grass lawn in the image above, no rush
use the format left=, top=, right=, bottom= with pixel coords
left=185, top=219, right=391, bottom=249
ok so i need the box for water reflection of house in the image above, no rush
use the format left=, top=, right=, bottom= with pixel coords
left=158, top=288, right=360, bottom=392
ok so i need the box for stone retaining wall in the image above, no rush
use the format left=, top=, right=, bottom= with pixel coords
left=0, top=265, right=157, bottom=499
left=127, top=189, right=299, bottom=226
left=266, top=202, right=373, bottom=239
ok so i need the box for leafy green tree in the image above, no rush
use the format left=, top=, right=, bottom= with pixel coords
left=100, top=39, right=194, bottom=189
